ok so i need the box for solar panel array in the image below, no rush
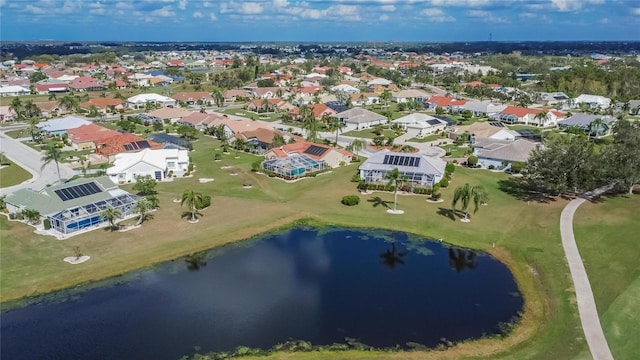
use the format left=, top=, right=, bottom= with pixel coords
left=304, top=145, right=329, bottom=157
left=383, top=154, right=421, bottom=167
left=54, top=182, right=102, bottom=201
left=123, top=141, right=151, bottom=151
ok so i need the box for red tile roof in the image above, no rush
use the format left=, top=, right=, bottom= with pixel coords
left=80, top=98, right=123, bottom=109
left=427, top=96, right=456, bottom=107
left=68, top=124, right=120, bottom=143
left=95, top=133, right=163, bottom=156
left=501, top=106, right=544, bottom=117
left=269, top=141, right=352, bottom=161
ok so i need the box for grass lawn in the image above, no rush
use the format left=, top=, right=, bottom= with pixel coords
left=3, top=134, right=638, bottom=359
left=342, top=128, right=397, bottom=139
left=507, top=125, right=542, bottom=133
left=573, top=196, right=640, bottom=359
left=409, top=134, right=444, bottom=143
left=0, top=159, right=32, bottom=187
left=438, top=143, right=471, bottom=158
left=4, top=129, right=27, bottom=139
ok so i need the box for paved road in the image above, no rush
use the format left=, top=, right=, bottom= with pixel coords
left=0, top=128, right=75, bottom=196
left=560, top=187, right=615, bottom=360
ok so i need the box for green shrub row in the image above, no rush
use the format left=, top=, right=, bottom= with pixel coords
left=341, top=195, right=360, bottom=206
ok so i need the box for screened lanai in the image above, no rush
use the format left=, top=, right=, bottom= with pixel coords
left=262, top=154, right=327, bottom=179
left=358, top=149, right=447, bottom=189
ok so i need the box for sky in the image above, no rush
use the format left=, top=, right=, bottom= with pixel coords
left=0, top=0, right=638, bottom=42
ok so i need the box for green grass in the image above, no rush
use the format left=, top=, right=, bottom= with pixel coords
left=409, top=134, right=444, bottom=143
left=0, top=159, right=32, bottom=187
left=342, top=128, right=397, bottom=139
left=3, top=134, right=638, bottom=359
left=4, top=129, right=27, bottom=139
left=439, top=144, right=471, bottom=158
left=507, top=125, right=542, bottom=133
left=573, top=196, right=640, bottom=359
left=220, top=108, right=282, bottom=122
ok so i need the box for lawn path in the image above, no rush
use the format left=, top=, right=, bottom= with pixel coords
left=560, top=188, right=614, bottom=360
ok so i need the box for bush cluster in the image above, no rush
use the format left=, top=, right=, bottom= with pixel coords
left=341, top=195, right=360, bottom=206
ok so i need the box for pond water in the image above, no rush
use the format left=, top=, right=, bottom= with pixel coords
left=1, top=227, right=523, bottom=360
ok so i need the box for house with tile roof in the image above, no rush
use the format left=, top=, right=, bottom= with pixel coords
left=223, top=89, right=252, bottom=103
left=107, top=148, right=189, bottom=183
left=146, top=107, right=193, bottom=123
left=238, top=128, right=282, bottom=151
left=247, top=98, right=295, bottom=113
left=264, top=141, right=352, bottom=168
left=127, top=93, right=177, bottom=109
left=350, top=92, right=379, bottom=107
left=425, top=96, right=458, bottom=110
left=177, top=112, right=220, bottom=130
left=492, top=106, right=563, bottom=127
left=67, top=124, right=120, bottom=150
left=172, top=92, right=214, bottom=105
left=95, top=132, right=164, bottom=160
left=35, top=83, right=69, bottom=95
left=289, top=103, right=337, bottom=120
left=37, top=116, right=92, bottom=136
left=392, top=113, right=448, bottom=138
left=0, top=106, right=17, bottom=122
left=80, top=98, right=124, bottom=113
left=334, top=108, right=388, bottom=130
left=69, top=77, right=105, bottom=92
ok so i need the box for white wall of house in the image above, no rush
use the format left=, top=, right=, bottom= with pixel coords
left=109, top=162, right=165, bottom=183
left=322, top=151, right=350, bottom=168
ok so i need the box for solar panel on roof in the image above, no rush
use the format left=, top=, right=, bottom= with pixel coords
left=304, top=145, right=329, bottom=157
left=136, top=141, right=151, bottom=149
left=123, top=144, right=134, bottom=151
left=54, top=182, right=102, bottom=202
left=383, top=154, right=391, bottom=164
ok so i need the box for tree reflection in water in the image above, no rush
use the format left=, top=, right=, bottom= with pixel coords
left=448, top=248, right=478, bottom=272
left=380, top=242, right=407, bottom=269
left=185, top=252, right=208, bottom=271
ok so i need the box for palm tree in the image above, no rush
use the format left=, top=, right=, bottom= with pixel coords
left=302, top=115, right=319, bottom=143
left=211, top=87, right=224, bottom=107
left=41, top=141, right=63, bottom=182
left=48, top=92, right=57, bottom=101
left=23, top=100, right=40, bottom=119
left=384, top=167, right=407, bottom=213
left=132, top=198, right=153, bottom=226
left=347, top=138, right=364, bottom=157
left=380, top=242, right=406, bottom=269
left=9, top=97, right=23, bottom=120
left=379, top=90, right=392, bottom=108
left=587, top=118, right=610, bottom=139
left=327, top=117, right=346, bottom=145
left=534, top=111, right=550, bottom=127
left=22, top=209, right=41, bottom=225
left=100, top=206, right=122, bottom=230
left=27, top=118, right=42, bottom=143
left=181, top=189, right=204, bottom=222
left=58, top=94, right=79, bottom=113
left=146, top=195, right=160, bottom=209
left=451, top=183, right=486, bottom=222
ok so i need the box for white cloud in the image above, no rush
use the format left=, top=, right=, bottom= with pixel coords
left=24, top=5, right=47, bottom=14
left=379, top=14, right=389, bottom=21
left=600, top=17, right=609, bottom=24
left=273, top=0, right=288, bottom=8
left=468, top=9, right=509, bottom=23
left=632, top=7, right=640, bottom=15
left=193, top=11, right=203, bottom=18
left=421, top=8, right=444, bottom=16
left=203, top=1, right=212, bottom=7
left=178, top=0, right=187, bottom=10
left=116, top=2, right=133, bottom=9
left=241, top=2, right=264, bottom=14
left=151, top=5, right=175, bottom=17
left=381, top=5, right=396, bottom=11
left=550, top=0, right=582, bottom=12
left=430, top=0, right=491, bottom=7
left=210, top=12, right=218, bottom=21
left=221, top=1, right=264, bottom=15
left=420, top=8, right=455, bottom=22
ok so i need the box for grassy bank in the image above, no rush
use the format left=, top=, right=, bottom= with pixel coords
left=4, top=134, right=636, bottom=359
left=0, top=159, right=32, bottom=188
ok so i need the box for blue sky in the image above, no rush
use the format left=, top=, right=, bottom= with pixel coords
left=0, top=0, right=637, bottom=42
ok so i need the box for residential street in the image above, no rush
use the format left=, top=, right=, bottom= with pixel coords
left=0, top=126, right=75, bottom=196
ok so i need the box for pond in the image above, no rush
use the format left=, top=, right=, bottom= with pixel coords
left=0, top=227, right=523, bottom=359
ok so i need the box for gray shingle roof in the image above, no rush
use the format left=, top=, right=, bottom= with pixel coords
left=334, top=108, right=387, bottom=124
left=474, top=138, right=538, bottom=163
left=359, top=149, right=446, bottom=176
left=558, top=114, right=615, bottom=129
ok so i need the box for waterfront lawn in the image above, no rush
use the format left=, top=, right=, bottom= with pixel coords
left=6, top=133, right=640, bottom=359
left=0, top=159, right=32, bottom=187
left=573, top=196, right=640, bottom=359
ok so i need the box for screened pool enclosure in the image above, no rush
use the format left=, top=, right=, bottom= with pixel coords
left=262, top=154, right=327, bottom=179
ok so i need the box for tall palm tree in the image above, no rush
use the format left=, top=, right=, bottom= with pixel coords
left=41, top=141, right=63, bottom=182
left=587, top=118, right=609, bottom=139
left=27, top=118, right=42, bottom=143
left=132, top=198, right=153, bottom=226
left=23, top=100, right=40, bottom=119
left=9, top=97, right=23, bottom=120
left=379, top=90, right=392, bottom=108
left=302, top=115, right=319, bottom=143
left=347, top=138, right=364, bottom=157
left=327, top=117, right=346, bottom=145
left=100, top=206, right=122, bottom=230
left=181, top=189, right=204, bottom=222
left=58, top=94, right=79, bottom=113
left=384, top=167, right=407, bottom=213
left=211, top=87, right=224, bottom=107
left=48, top=92, right=57, bottom=101
left=534, top=111, right=550, bottom=127
left=451, top=183, right=486, bottom=222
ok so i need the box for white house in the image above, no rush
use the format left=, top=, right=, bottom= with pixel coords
left=452, top=101, right=507, bottom=117
left=392, top=113, right=447, bottom=138
left=572, top=94, right=611, bottom=109
left=127, top=93, right=177, bottom=109
left=36, top=116, right=92, bottom=136
left=0, top=85, right=30, bottom=97
left=107, top=148, right=190, bottom=183
left=359, top=149, right=446, bottom=189
left=330, top=84, right=360, bottom=94
left=391, top=89, right=429, bottom=103
left=333, top=108, right=387, bottom=130
left=473, top=138, right=538, bottom=170
left=366, top=78, right=392, bottom=87
left=492, top=106, right=563, bottom=127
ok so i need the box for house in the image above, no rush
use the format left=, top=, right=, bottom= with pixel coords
left=359, top=149, right=446, bottom=189
left=350, top=92, right=379, bottom=107
left=333, top=108, right=387, bottom=130
left=36, top=101, right=65, bottom=117
left=539, top=92, right=569, bottom=105
left=0, top=106, right=17, bottom=122
left=252, top=87, right=283, bottom=99
left=492, top=106, right=562, bottom=127
left=558, top=114, right=616, bottom=136
left=572, top=94, right=611, bottom=109
left=289, top=103, right=337, bottom=120
left=107, top=148, right=190, bottom=183
left=126, top=93, right=177, bottom=109
left=146, top=107, right=193, bottom=123
left=458, top=122, right=521, bottom=142
left=366, top=78, right=392, bottom=89
left=223, top=89, right=251, bottom=103
left=0, top=85, right=30, bottom=97
left=264, top=141, right=352, bottom=168
left=473, top=138, right=538, bottom=170
left=95, top=132, right=164, bottom=160
left=425, top=96, right=458, bottom=110
left=627, top=100, right=640, bottom=115
left=69, top=77, right=105, bottom=92
left=216, top=118, right=271, bottom=142
left=4, top=176, right=139, bottom=236
left=67, top=124, right=120, bottom=150
left=392, top=113, right=447, bottom=138
left=36, top=116, right=92, bottom=136
left=330, top=84, right=360, bottom=94
left=453, top=101, right=506, bottom=117
left=239, top=128, right=282, bottom=151
left=80, top=98, right=124, bottom=113
left=391, top=89, right=429, bottom=103
left=172, top=92, right=214, bottom=105
left=148, top=132, right=193, bottom=151
left=247, top=98, right=294, bottom=113
left=177, top=112, right=220, bottom=130
left=35, top=83, right=69, bottom=95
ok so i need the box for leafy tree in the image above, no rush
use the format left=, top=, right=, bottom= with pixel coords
left=27, top=118, right=43, bottom=143
left=347, top=138, right=364, bottom=157
left=302, top=115, right=319, bottom=143
left=435, top=106, right=445, bottom=115
left=22, top=209, right=41, bottom=225
left=58, top=94, right=79, bottom=113
left=467, top=155, right=478, bottom=167
left=181, top=189, right=205, bottom=222
left=211, top=87, right=224, bottom=107
left=100, top=206, right=122, bottom=230
left=587, top=118, right=610, bottom=139
left=41, top=141, right=63, bottom=182
left=9, top=97, right=23, bottom=119
left=132, top=175, right=157, bottom=196
left=451, top=183, right=486, bottom=222
left=177, top=124, right=198, bottom=140
left=256, top=79, right=275, bottom=88
left=132, top=198, right=153, bottom=226
left=23, top=100, right=41, bottom=119
left=271, top=132, right=285, bottom=148
left=384, top=167, right=407, bottom=213
left=146, top=195, right=160, bottom=209
left=604, top=118, right=640, bottom=194
left=327, top=117, right=346, bottom=145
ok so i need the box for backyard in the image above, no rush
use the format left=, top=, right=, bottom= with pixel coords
left=0, top=134, right=638, bottom=359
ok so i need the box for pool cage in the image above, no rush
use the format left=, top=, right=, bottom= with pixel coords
left=360, top=169, right=436, bottom=189
left=262, top=154, right=327, bottom=180
left=48, top=192, right=139, bottom=235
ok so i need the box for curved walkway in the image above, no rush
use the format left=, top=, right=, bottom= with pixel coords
left=560, top=188, right=614, bottom=360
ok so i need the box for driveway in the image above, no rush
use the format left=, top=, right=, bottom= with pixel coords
left=0, top=129, right=75, bottom=196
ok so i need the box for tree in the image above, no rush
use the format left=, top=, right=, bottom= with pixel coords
left=347, top=138, right=364, bottom=157
left=233, top=137, right=246, bottom=151
left=327, top=117, right=346, bottom=145
left=467, top=155, right=478, bottom=167
left=177, top=124, right=198, bottom=140
left=181, top=189, right=205, bottom=222
left=27, top=118, right=42, bottom=143
left=534, top=111, right=550, bottom=127
left=451, top=183, right=486, bottom=222
left=435, top=106, right=445, bottom=115
left=587, top=118, right=610, bottom=139
left=379, top=90, right=392, bottom=108
left=22, top=209, right=41, bottom=225
left=23, top=100, right=40, bottom=119
left=132, top=175, right=157, bottom=196
left=302, top=115, right=319, bottom=143
left=100, top=206, right=122, bottom=230
left=384, top=167, right=407, bottom=213
left=146, top=195, right=160, bottom=209
left=9, top=97, right=23, bottom=119
left=211, top=87, right=224, bottom=107
left=87, top=105, right=99, bottom=118
left=132, top=198, right=153, bottom=226
left=58, top=95, right=79, bottom=113
left=41, top=141, right=63, bottom=182
left=604, top=118, right=640, bottom=194
left=271, top=132, right=286, bottom=148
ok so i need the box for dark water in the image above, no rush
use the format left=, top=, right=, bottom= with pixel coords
left=1, top=227, right=523, bottom=360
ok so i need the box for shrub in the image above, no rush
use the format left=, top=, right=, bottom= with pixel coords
left=432, top=183, right=441, bottom=193
left=511, top=162, right=525, bottom=173
left=188, top=163, right=194, bottom=172
left=341, top=195, right=360, bottom=206
left=488, top=164, right=495, bottom=170
left=339, top=161, right=346, bottom=167
left=439, top=178, right=449, bottom=188
left=251, top=160, right=262, bottom=172
left=445, top=162, right=455, bottom=174
left=452, top=159, right=458, bottom=164
left=214, top=153, right=222, bottom=161
left=431, top=192, right=442, bottom=200
left=197, top=195, right=211, bottom=210
left=467, top=155, right=478, bottom=167
left=43, top=218, right=51, bottom=230
left=167, top=170, right=174, bottom=178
